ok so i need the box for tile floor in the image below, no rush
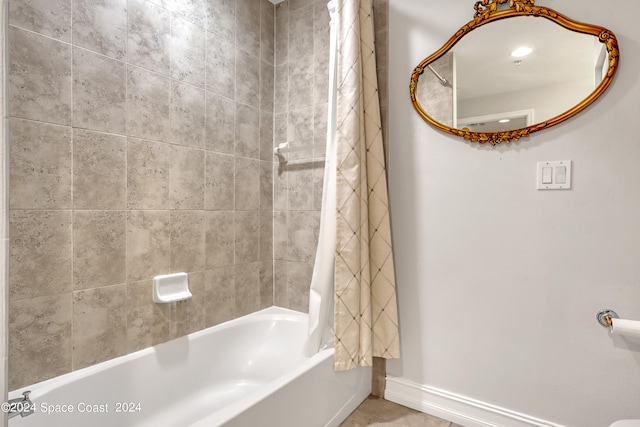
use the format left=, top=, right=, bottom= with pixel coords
left=340, top=396, right=464, bottom=427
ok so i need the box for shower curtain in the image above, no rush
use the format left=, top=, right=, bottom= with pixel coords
left=305, top=0, right=400, bottom=371
left=332, top=0, right=399, bottom=371
left=303, top=0, right=338, bottom=357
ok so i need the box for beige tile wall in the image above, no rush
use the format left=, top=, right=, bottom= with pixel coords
left=273, top=0, right=328, bottom=312
left=0, top=0, right=8, bottom=420
left=7, top=0, right=275, bottom=390
left=6, top=0, right=389, bottom=392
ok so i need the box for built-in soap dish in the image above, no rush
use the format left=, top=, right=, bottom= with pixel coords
left=152, top=272, right=192, bottom=303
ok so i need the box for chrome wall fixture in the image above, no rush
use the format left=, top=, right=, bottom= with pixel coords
left=596, top=309, right=619, bottom=327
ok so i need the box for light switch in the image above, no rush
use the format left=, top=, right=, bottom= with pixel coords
left=537, top=160, right=572, bottom=190
left=555, top=166, right=566, bottom=184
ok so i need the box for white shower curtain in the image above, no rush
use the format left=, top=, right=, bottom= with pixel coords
left=303, top=0, right=339, bottom=357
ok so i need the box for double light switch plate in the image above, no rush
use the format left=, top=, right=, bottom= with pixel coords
left=537, top=160, right=572, bottom=190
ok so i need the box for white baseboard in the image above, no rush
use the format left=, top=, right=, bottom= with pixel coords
left=384, top=376, right=565, bottom=427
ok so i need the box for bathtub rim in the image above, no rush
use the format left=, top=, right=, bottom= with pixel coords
left=8, top=306, right=319, bottom=401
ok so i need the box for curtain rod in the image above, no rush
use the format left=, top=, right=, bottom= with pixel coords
left=273, top=143, right=326, bottom=154
left=427, top=65, right=448, bottom=86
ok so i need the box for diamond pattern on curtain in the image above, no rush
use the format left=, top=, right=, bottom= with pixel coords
left=333, top=0, right=399, bottom=371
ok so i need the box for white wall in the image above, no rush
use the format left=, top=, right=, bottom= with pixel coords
left=458, top=78, right=594, bottom=126
left=387, top=1, right=640, bottom=426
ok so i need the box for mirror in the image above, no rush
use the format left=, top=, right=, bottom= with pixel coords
left=410, top=0, right=619, bottom=144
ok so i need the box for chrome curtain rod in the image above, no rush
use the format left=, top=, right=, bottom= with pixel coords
left=273, top=143, right=319, bottom=154
left=427, top=65, right=448, bottom=86
left=273, top=143, right=326, bottom=163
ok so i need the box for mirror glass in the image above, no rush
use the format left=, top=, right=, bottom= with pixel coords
left=411, top=1, right=619, bottom=144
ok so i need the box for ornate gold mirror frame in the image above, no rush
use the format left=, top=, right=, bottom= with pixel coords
left=410, top=0, right=619, bottom=145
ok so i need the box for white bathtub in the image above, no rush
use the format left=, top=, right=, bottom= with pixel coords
left=8, top=306, right=371, bottom=426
